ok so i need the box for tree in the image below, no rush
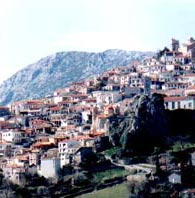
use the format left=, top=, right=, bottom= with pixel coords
left=72, top=171, right=90, bottom=186
left=127, top=180, right=151, bottom=198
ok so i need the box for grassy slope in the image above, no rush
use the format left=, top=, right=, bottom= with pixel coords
left=92, top=168, right=129, bottom=184
left=77, top=183, right=129, bottom=198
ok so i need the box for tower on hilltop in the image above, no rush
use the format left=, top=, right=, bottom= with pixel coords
left=144, top=77, right=151, bottom=95
left=171, top=38, right=179, bottom=51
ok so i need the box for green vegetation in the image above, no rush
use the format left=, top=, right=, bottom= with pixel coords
left=73, top=171, right=90, bottom=186
left=103, top=147, right=121, bottom=157
left=78, top=183, right=129, bottom=198
left=92, top=168, right=129, bottom=184
left=171, top=141, right=195, bottom=152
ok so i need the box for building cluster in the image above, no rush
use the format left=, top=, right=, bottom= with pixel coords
left=0, top=38, right=195, bottom=185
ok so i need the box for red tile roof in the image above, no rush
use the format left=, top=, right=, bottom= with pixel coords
left=164, top=96, right=188, bottom=102
left=49, top=106, right=62, bottom=111
left=186, top=85, right=195, bottom=90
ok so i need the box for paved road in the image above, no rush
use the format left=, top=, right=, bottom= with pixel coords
left=105, top=155, right=155, bottom=174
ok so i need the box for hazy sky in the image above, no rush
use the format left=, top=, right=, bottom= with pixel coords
left=0, top=0, right=195, bottom=83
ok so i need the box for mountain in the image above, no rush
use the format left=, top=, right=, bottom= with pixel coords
left=0, top=49, right=153, bottom=105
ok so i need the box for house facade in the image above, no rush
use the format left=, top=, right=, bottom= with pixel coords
left=164, top=96, right=195, bottom=110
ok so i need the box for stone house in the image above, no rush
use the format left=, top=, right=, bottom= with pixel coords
left=73, top=147, right=94, bottom=165
left=3, top=165, right=26, bottom=185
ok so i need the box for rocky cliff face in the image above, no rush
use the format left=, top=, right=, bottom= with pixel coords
left=109, top=94, right=168, bottom=153
left=0, top=50, right=152, bottom=105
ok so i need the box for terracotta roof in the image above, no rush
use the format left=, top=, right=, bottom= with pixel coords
left=33, top=142, right=54, bottom=148
left=6, top=164, right=24, bottom=169
left=186, top=85, right=195, bottom=90
left=0, top=141, right=12, bottom=145
left=183, top=74, right=195, bottom=77
left=58, top=100, right=75, bottom=105
left=49, top=106, right=62, bottom=111
left=14, top=155, right=28, bottom=161
left=83, top=98, right=96, bottom=102
left=61, top=125, right=76, bottom=130
left=89, top=131, right=105, bottom=137
left=31, top=119, right=46, bottom=124
left=58, top=139, right=79, bottom=143
left=26, top=100, right=44, bottom=105
left=166, top=89, right=184, bottom=93
left=69, top=105, right=90, bottom=111
left=164, top=96, right=188, bottom=102
left=97, top=114, right=111, bottom=119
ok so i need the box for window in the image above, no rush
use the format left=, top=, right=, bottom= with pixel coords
left=172, top=102, right=175, bottom=109
left=189, top=103, right=192, bottom=108
left=165, top=102, right=168, bottom=108
left=178, top=102, right=180, bottom=109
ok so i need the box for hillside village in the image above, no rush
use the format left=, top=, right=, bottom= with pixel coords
left=1, top=38, right=195, bottom=196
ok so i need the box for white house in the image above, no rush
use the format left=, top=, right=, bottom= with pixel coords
left=136, top=64, right=149, bottom=74
left=29, top=150, right=41, bottom=166
left=185, top=85, right=195, bottom=96
left=81, top=110, right=92, bottom=124
left=166, top=64, right=181, bottom=72
left=179, top=74, right=195, bottom=85
left=58, top=140, right=80, bottom=167
left=168, top=173, right=181, bottom=184
left=122, top=86, right=143, bottom=98
left=173, top=54, right=186, bottom=64
left=109, top=74, right=121, bottom=84
left=0, top=142, right=12, bottom=157
left=103, top=84, right=120, bottom=91
left=1, top=130, right=24, bottom=144
left=148, top=64, right=166, bottom=74
left=92, top=91, right=122, bottom=105
left=162, top=82, right=188, bottom=90
left=39, top=157, right=60, bottom=179
left=158, top=72, right=173, bottom=82
left=164, top=96, right=195, bottom=110
left=161, top=52, right=174, bottom=64
left=53, top=95, right=71, bottom=104
left=165, top=89, right=184, bottom=97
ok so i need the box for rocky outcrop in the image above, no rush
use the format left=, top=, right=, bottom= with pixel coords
left=109, top=94, right=168, bottom=153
